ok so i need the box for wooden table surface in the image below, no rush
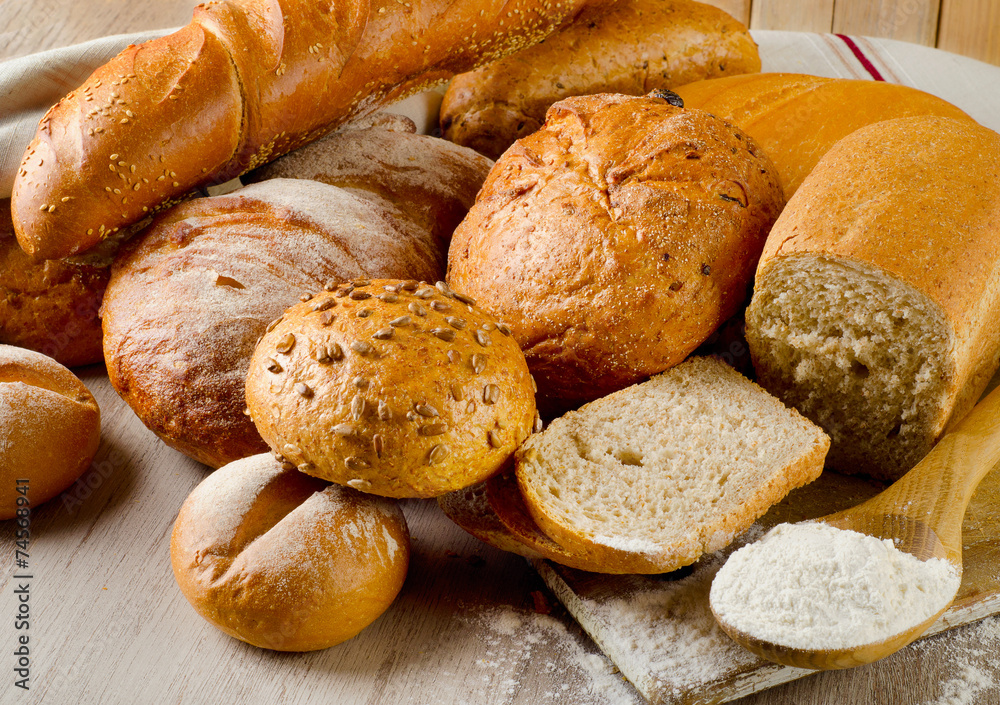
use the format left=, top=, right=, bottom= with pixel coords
left=3, top=2, right=1000, bottom=705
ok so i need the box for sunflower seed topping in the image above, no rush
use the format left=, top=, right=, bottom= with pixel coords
left=415, top=403, right=439, bottom=418
left=350, top=290, right=371, bottom=300
left=433, top=328, right=456, bottom=342
left=488, top=430, right=502, bottom=448
left=483, top=384, right=500, bottom=405
left=453, top=292, right=476, bottom=305
left=409, top=302, right=427, bottom=317
left=373, top=434, right=384, bottom=458
left=475, top=330, right=492, bottom=347
left=266, top=317, right=283, bottom=333
left=276, top=333, right=296, bottom=353
left=428, top=444, right=451, bottom=464
left=447, top=350, right=461, bottom=364
left=420, top=422, right=449, bottom=436
left=351, top=340, right=373, bottom=355
left=345, top=457, right=370, bottom=471
left=390, top=315, right=411, bottom=327
left=378, top=400, right=391, bottom=421
left=471, top=353, right=487, bottom=375
left=446, top=316, right=467, bottom=329
left=333, top=423, right=355, bottom=437
left=353, top=376, right=368, bottom=390
left=295, top=382, right=313, bottom=398
left=430, top=300, right=451, bottom=312
left=373, top=327, right=394, bottom=340
left=266, top=358, right=283, bottom=373
left=351, top=395, right=366, bottom=420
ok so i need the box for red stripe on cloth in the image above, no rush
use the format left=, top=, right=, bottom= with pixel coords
left=836, top=34, right=886, bottom=81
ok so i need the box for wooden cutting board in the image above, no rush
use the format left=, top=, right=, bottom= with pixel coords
left=534, top=442, right=1000, bottom=705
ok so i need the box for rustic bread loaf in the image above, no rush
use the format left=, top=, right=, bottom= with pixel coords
left=0, top=345, right=101, bottom=518
left=171, top=453, right=409, bottom=651
left=440, top=0, right=760, bottom=159
left=12, top=0, right=601, bottom=261
left=0, top=199, right=108, bottom=367
left=515, top=357, right=829, bottom=574
left=245, top=279, right=538, bottom=498
left=746, top=115, right=1000, bottom=481
left=102, top=122, right=490, bottom=468
left=447, top=91, right=784, bottom=414
left=674, top=73, right=974, bottom=198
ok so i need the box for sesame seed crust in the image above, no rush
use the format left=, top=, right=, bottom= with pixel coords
left=245, top=278, right=538, bottom=498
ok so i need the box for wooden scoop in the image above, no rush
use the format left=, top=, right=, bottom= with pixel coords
left=712, top=383, right=1000, bottom=670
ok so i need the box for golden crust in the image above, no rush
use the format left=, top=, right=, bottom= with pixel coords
left=12, top=0, right=600, bottom=261
left=170, top=454, right=409, bottom=651
left=0, top=345, right=101, bottom=518
left=441, top=0, right=760, bottom=159
left=101, top=124, right=490, bottom=468
left=447, top=92, right=784, bottom=414
left=675, top=72, right=974, bottom=198
left=0, top=200, right=108, bottom=367
left=245, top=279, right=538, bottom=498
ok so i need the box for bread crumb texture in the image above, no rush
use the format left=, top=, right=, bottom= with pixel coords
left=515, top=356, right=828, bottom=573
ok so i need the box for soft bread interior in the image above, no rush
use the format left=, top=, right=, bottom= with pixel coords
left=748, top=255, right=953, bottom=479
left=517, top=357, right=827, bottom=568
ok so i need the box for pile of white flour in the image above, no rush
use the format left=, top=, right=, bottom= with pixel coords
left=710, top=521, right=961, bottom=651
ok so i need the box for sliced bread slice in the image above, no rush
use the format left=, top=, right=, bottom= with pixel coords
left=516, top=356, right=830, bottom=574
left=436, top=480, right=544, bottom=561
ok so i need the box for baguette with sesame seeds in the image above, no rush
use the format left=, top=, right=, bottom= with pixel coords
left=12, top=0, right=605, bottom=261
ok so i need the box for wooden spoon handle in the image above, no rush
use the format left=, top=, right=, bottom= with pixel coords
left=859, top=383, right=1000, bottom=556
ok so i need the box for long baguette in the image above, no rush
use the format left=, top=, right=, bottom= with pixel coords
left=11, top=0, right=602, bottom=261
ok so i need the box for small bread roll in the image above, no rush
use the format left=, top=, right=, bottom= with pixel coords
left=245, top=279, right=537, bottom=498
left=171, top=453, right=409, bottom=652
left=448, top=91, right=784, bottom=413
left=0, top=345, right=101, bottom=518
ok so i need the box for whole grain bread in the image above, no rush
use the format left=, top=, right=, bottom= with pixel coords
left=515, top=356, right=829, bottom=574
left=245, top=279, right=538, bottom=498
left=746, top=115, right=1000, bottom=481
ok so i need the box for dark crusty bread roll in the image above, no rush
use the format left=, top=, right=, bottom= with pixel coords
left=12, top=0, right=601, bottom=261
left=0, top=200, right=108, bottom=367
left=447, top=91, right=784, bottom=413
left=674, top=73, right=974, bottom=198
left=440, top=0, right=760, bottom=159
left=171, top=453, right=409, bottom=651
left=0, top=345, right=101, bottom=518
left=245, top=279, right=538, bottom=498
left=747, top=116, right=1000, bottom=481
left=102, top=122, right=490, bottom=468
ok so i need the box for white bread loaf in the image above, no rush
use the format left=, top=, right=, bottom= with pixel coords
left=746, top=115, right=1000, bottom=481
left=515, top=356, right=829, bottom=574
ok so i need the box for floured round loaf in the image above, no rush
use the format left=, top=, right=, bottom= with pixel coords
left=0, top=345, right=101, bottom=518
left=245, top=279, right=538, bottom=498
left=171, top=453, right=409, bottom=652
left=447, top=91, right=784, bottom=413
left=102, top=120, right=491, bottom=468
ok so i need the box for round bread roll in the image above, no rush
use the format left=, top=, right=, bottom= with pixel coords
left=447, top=91, right=784, bottom=413
left=0, top=199, right=109, bottom=367
left=0, top=345, right=101, bottom=518
left=245, top=279, right=538, bottom=498
left=171, top=453, right=409, bottom=652
left=102, top=119, right=491, bottom=469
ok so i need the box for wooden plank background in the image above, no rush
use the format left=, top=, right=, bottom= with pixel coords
left=2, top=0, right=999, bottom=66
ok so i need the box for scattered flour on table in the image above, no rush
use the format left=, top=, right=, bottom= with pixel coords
left=460, top=603, right=644, bottom=704
left=913, top=616, right=1000, bottom=705
left=710, top=522, right=962, bottom=650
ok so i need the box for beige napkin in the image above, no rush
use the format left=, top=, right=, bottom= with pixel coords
left=0, top=29, right=173, bottom=197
